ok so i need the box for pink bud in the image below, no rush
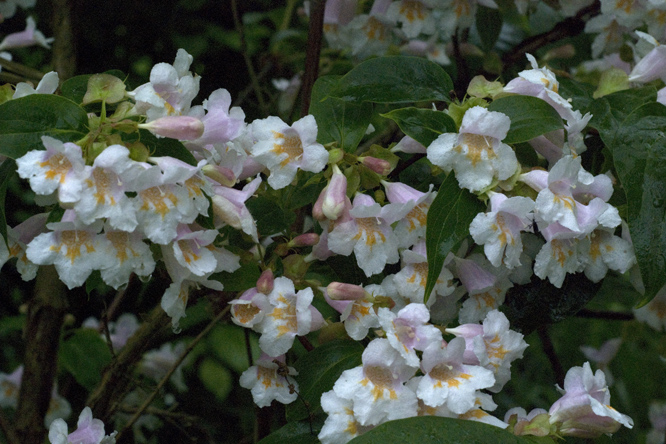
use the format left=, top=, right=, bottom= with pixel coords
left=326, top=282, right=367, bottom=301
left=203, top=165, right=237, bottom=187
left=139, top=116, right=205, bottom=140
left=313, top=187, right=327, bottom=221
left=256, top=269, right=274, bottom=294
left=322, top=164, right=347, bottom=220
left=289, top=233, right=320, bottom=247
left=359, top=156, right=392, bottom=175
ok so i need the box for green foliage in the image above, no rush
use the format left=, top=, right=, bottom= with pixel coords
left=330, top=56, right=453, bottom=104
left=137, top=129, right=197, bottom=166
left=592, top=100, right=666, bottom=306
left=257, top=420, right=321, bottom=444
left=310, top=75, right=373, bottom=153
left=208, top=323, right=259, bottom=374
left=212, top=262, right=262, bottom=292
left=247, top=194, right=297, bottom=236
left=424, top=174, right=485, bottom=303
left=199, top=357, right=234, bottom=401
left=286, top=340, right=364, bottom=421
left=0, top=159, right=15, bottom=247
left=477, top=6, right=503, bottom=52
left=59, top=328, right=113, bottom=391
left=347, top=416, right=550, bottom=443
left=0, top=94, right=89, bottom=159
left=381, top=107, right=457, bottom=147
left=487, top=95, right=564, bottom=144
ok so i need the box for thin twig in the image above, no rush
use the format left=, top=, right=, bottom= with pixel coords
left=502, top=1, right=601, bottom=67
left=0, top=58, right=44, bottom=82
left=537, top=325, right=565, bottom=388
left=231, top=0, right=267, bottom=113
left=299, top=0, right=327, bottom=117
left=115, top=306, right=231, bottom=442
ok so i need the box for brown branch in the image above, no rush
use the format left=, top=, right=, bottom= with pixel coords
left=51, top=0, right=77, bottom=80
left=502, top=1, right=601, bottom=67
left=15, top=265, right=68, bottom=444
left=87, top=305, right=173, bottom=424
left=0, top=408, right=20, bottom=444
left=115, top=306, right=231, bottom=443
left=537, top=325, right=565, bottom=388
left=0, top=58, right=45, bottom=82
left=299, top=0, right=326, bottom=117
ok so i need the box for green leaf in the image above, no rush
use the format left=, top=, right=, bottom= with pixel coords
left=286, top=340, right=364, bottom=421
left=348, top=416, right=547, bottom=444
left=0, top=94, right=89, bottom=159
left=211, top=262, right=262, bottom=292
left=247, top=195, right=296, bottom=236
left=381, top=107, right=456, bottom=147
left=588, top=85, right=657, bottom=134
left=208, top=324, right=260, bottom=374
left=0, top=159, right=15, bottom=248
left=310, top=75, right=373, bottom=153
left=61, top=70, right=127, bottom=104
left=257, top=420, right=320, bottom=444
left=199, top=357, right=233, bottom=401
left=60, top=328, right=112, bottom=390
left=424, top=174, right=485, bottom=303
left=599, top=102, right=666, bottom=305
left=477, top=5, right=503, bottom=52
left=487, top=95, right=563, bottom=144
left=330, top=56, right=452, bottom=104
left=138, top=129, right=197, bottom=166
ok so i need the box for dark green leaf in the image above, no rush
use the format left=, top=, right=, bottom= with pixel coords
left=599, top=103, right=666, bottom=305
left=61, top=75, right=93, bottom=104
left=139, top=129, right=197, bottom=166
left=247, top=195, right=296, bottom=236
left=208, top=324, right=260, bottom=374
left=477, top=6, right=503, bottom=52
left=257, top=420, right=320, bottom=444
left=330, top=56, right=452, bottom=104
left=487, top=95, right=563, bottom=144
left=211, top=262, right=262, bottom=292
left=424, top=174, right=485, bottom=303
left=348, top=416, right=543, bottom=443
left=588, top=85, right=657, bottom=134
left=60, top=328, right=113, bottom=390
left=0, top=159, right=15, bottom=248
left=199, top=357, right=233, bottom=401
left=557, top=78, right=595, bottom=113
left=381, top=107, right=456, bottom=147
left=286, top=340, right=364, bottom=421
left=310, top=75, right=373, bottom=153
left=0, top=94, right=89, bottom=159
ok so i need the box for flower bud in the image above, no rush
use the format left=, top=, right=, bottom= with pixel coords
left=256, top=269, right=274, bottom=294
left=203, top=164, right=237, bottom=187
left=359, top=156, right=392, bottom=176
left=288, top=232, right=320, bottom=247
left=138, top=116, right=204, bottom=140
left=326, top=282, right=367, bottom=301
left=328, top=148, right=344, bottom=164
left=321, top=164, right=347, bottom=220
left=282, top=254, right=309, bottom=280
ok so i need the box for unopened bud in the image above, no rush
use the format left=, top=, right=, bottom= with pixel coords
left=282, top=254, right=309, bottom=280
left=127, top=141, right=150, bottom=162
left=328, top=148, right=344, bottom=164
left=313, top=187, right=327, bottom=221
left=326, top=282, right=367, bottom=301
left=203, top=164, right=237, bottom=187
left=359, top=156, right=392, bottom=176
left=321, top=164, right=347, bottom=220
left=257, top=269, right=274, bottom=294
left=289, top=232, right=320, bottom=247
left=138, top=116, right=204, bottom=140
left=317, top=322, right=348, bottom=343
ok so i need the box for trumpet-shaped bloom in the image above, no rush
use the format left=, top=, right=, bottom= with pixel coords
left=98, top=229, right=156, bottom=289
left=239, top=354, right=298, bottom=407
left=248, top=115, right=328, bottom=189
left=319, top=390, right=374, bottom=444
left=0, top=16, right=53, bottom=51
left=549, top=362, right=633, bottom=438
left=427, top=106, right=517, bottom=192
left=49, top=407, right=116, bottom=444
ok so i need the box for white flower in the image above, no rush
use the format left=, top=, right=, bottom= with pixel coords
left=239, top=354, right=298, bottom=407
left=427, top=106, right=518, bottom=192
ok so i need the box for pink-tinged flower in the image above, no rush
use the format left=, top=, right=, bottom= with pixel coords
left=386, top=0, right=437, bottom=38
left=26, top=212, right=109, bottom=289
left=580, top=229, right=635, bottom=283
left=393, top=240, right=456, bottom=306
left=319, top=390, right=374, bottom=444
left=257, top=277, right=323, bottom=356
left=447, top=310, right=528, bottom=393
left=248, top=115, right=328, bottom=190
left=211, top=175, right=261, bottom=241
left=383, top=181, right=436, bottom=248
left=332, top=338, right=418, bottom=426
left=455, top=255, right=513, bottom=324
left=316, top=164, right=348, bottom=221
left=98, top=229, right=155, bottom=289
left=230, top=288, right=271, bottom=330
left=417, top=338, right=496, bottom=414
left=0, top=16, right=53, bottom=51
left=457, top=392, right=508, bottom=429
left=533, top=232, right=583, bottom=288
left=469, top=192, right=535, bottom=269
left=48, top=407, right=116, bottom=444
left=328, top=193, right=409, bottom=277
left=392, top=135, right=427, bottom=154
left=633, top=284, right=666, bottom=332
left=324, top=283, right=383, bottom=341
left=378, top=303, right=442, bottom=367
left=13, top=71, right=59, bottom=99
left=580, top=337, right=622, bottom=386
left=17, top=136, right=89, bottom=204
left=140, top=342, right=188, bottom=392
left=185, top=88, right=246, bottom=148
left=3, top=213, right=48, bottom=282
left=647, top=401, right=666, bottom=444
left=585, top=14, right=630, bottom=58
left=346, top=4, right=395, bottom=59
left=129, top=48, right=200, bottom=120
left=138, top=116, right=204, bottom=140
left=427, top=106, right=518, bottom=192
left=240, top=354, right=298, bottom=408
left=83, top=313, right=140, bottom=350
left=549, top=362, right=633, bottom=438
left=401, top=38, right=451, bottom=66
